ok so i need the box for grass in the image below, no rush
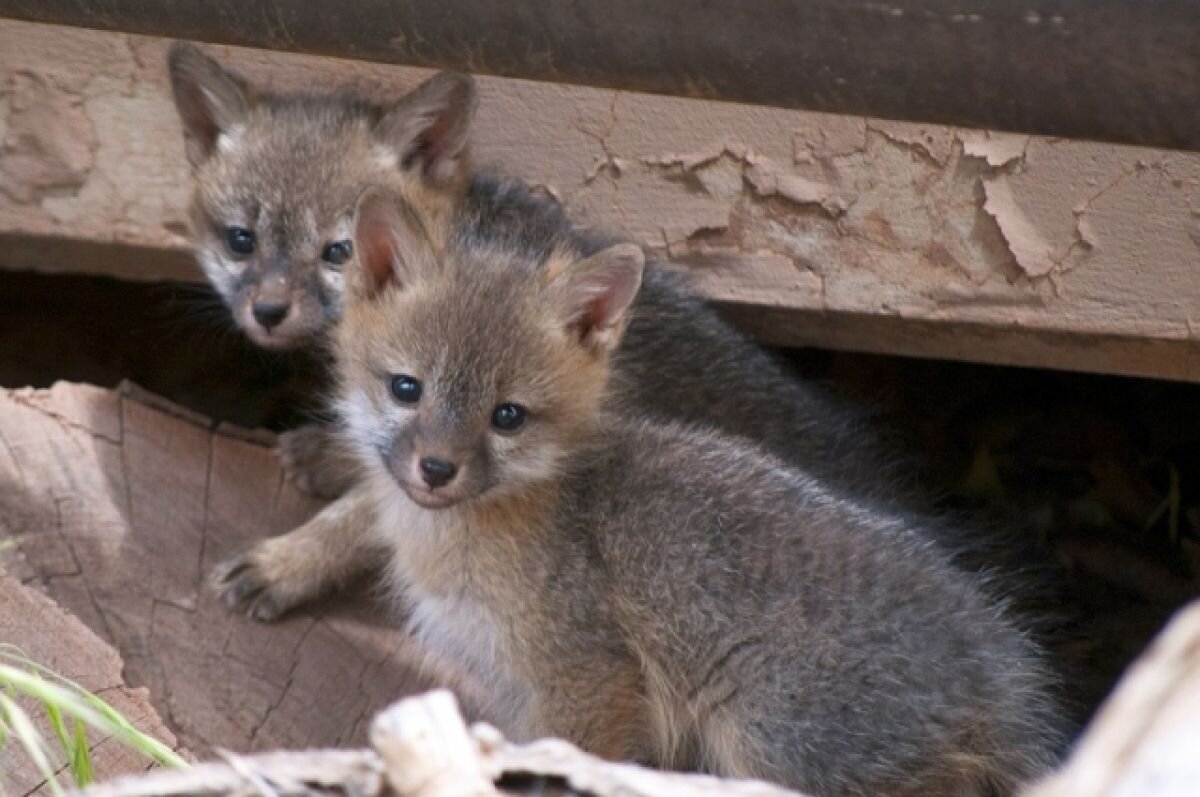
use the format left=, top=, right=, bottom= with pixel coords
left=0, top=646, right=187, bottom=795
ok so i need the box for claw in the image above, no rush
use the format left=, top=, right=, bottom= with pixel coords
left=249, top=595, right=283, bottom=622
left=211, top=553, right=249, bottom=585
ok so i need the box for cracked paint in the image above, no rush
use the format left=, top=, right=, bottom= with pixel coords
left=961, top=130, right=1030, bottom=168
left=980, top=177, right=1058, bottom=278
left=745, top=154, right=850, bottom=216
left=0, top=72, right=97, bottom=204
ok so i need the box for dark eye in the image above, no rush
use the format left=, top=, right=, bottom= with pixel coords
left=492, top=403, right=527, bottom=432
left=390, top=374, right=421, bottom=404
left=322, top=240, right=353, bottom=267
left=225, top=226, right=255, bottom=256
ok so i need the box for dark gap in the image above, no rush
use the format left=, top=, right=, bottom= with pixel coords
left=0, top=270, right=327, bottom=430
left=495, top=771, right=590, bottom=797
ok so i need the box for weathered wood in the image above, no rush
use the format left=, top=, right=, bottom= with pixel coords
left=0, top=568, right=183, bottom=793
left=0, top=0, right=1197, bottom=150
left=0, top=382, right=442, bottom=763
left=1, top=21, right=1199, bottom=381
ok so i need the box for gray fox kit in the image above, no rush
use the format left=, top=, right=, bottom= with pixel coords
left=331, top=188, right=1063, bottom=796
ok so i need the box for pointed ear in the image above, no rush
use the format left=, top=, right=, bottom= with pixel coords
left=350, top=190, right=438, bottom=299
left=167, top=41, right=253, bottom=168
left=551, top=244, right=645, bottom=352
left=374, top=72, right=477, bottom=187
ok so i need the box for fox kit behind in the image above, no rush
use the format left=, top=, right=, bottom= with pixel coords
left=168, top=43, right=475, bottom=498
left=334, top=189, right=1064, bottom=796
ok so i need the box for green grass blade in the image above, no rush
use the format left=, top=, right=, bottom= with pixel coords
left=43, top=687, right=73, bottom=761
left=0, top=692, right=64, bottom=797
left=70, top=718, right=93, bottom=786
left=0, top=650, right=188, bottom=792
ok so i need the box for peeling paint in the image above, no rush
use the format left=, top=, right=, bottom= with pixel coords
left=961, top=131, right=1030, bottom=168
left=744, top=154, right=850, bottom=215
left=0, top=72, right=96, bottom=204
left=980, top=178, right=1058, bottom=277
left=692, top=155, right=744, bottom=200
left=867, top=120, right=956, bottom=166
left=641, top=144, right=749, bottom=172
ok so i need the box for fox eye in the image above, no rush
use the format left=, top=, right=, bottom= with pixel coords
left=390, top=374, right=421, bottom=404
left=225, top=226, right=255, bottom=256
left=322, top=240, right=353, bottom=267
left=492, top=403, right=527, bottom=433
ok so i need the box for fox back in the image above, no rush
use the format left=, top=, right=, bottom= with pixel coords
left=336, top=192, right=1065, bottom=797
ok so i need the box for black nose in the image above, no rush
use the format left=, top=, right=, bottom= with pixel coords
left=419, top=457, right=458, bottom=488
left=252, top=301, right=290, bottom=330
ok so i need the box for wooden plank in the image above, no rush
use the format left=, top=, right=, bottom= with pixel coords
left=1, top=21, right=1199, bottom=381
left=0, top=0, right=1197, bottom=150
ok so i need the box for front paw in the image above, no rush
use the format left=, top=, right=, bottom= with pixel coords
left=277, top=424, right=354, bottom=499
left=212, top=544, right=308, bottom=622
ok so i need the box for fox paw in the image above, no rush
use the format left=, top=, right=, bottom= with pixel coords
left=212, top=545, right=308, bottom=622
left=277, top=424, right=355, bottom=499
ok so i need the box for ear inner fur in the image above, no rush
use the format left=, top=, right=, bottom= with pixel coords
left=166, top=42, right=254, bottom=167
left=352, top=191, right=441, bottom=297
left=374, top=72, right=477, bottom=188
left=552, top=243, right=646, bottom=350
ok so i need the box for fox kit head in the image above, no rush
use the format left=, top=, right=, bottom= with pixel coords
left=167, top=43, right=475, bottom=349
left=337, top=191, right=644, bottom=510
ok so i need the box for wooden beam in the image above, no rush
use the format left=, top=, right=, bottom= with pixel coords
left=2, top=21, right=1199, bottom=382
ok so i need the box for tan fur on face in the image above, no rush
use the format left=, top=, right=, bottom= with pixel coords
left=337, top=251, right=609, bottom=509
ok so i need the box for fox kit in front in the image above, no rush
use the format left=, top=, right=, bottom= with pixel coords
left=333, top=189, right=1064, bottom=796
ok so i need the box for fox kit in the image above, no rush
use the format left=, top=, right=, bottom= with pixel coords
left=333, top=189, right=1063, bottom=795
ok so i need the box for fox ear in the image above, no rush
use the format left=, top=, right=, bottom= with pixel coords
left=551, top=244, right=645, bottom=353
left=350, top=189, right=438, bottom=299
left=167, top=42, right=254, bottom=168
left=374, top=71, right=477, bottom=188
